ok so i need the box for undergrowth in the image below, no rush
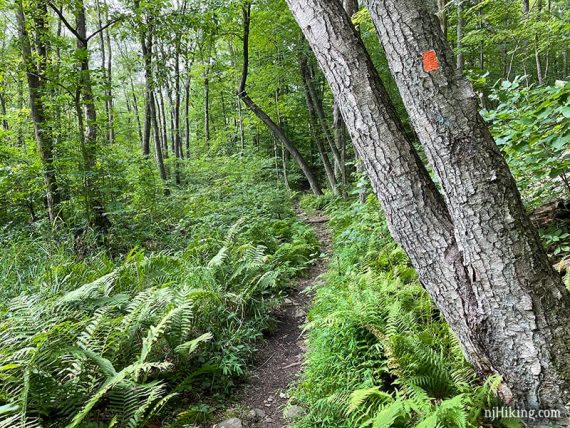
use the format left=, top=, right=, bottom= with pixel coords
left=292, top=195, right=518, bottom=428
left=0, top=156, right=318, bottom=427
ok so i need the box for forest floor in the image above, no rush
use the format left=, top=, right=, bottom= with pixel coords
left=213, top=210, right=331, bottom=428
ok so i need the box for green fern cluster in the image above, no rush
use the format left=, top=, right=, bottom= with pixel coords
left=0, top=157, right=319, bottom=427
left=290, top=198, right=513, bottom=428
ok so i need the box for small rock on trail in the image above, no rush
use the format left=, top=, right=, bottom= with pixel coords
left=215, top=418, right=243, bottom=428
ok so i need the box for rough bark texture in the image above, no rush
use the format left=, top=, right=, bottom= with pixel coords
left=75, top=0, right=109, bottom=231
left=16, top=0, right=61, bottom=222
left=285, top=0, right=494, bottom=380
left=367, top=0, right=570, bottom=417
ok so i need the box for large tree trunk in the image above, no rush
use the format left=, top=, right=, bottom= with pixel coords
left=286, top=0, right=491, bottom=379
left=75, top=0, right=109, bottom=231
left=16, top=0, right=61, bottom=222
left=367, top=0, right=570, bottom=418
left=238, top=3, right=322, bottom=195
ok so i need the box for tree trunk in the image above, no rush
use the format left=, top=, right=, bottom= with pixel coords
left=300, top=50, right=343, bottom=173
left=286, top=0, right=491, bottom=383
left=185, top=75, right=191, bottom=157
left=535, top=0, right=544, bottom=84
left=456, top=0, right=464, bottom=73
left=75, top=0, right=109, bottom=231
left=237, top=96, right=245, bottom=152
left=522, top=0, right=529, bottom=14
left=562, top=48, right=568, bottom=79
left=94, top=0, right=114, bottom=144
left=332, top=102, right=347, bottom=197
left=158, top=89, right=169, bottom=159
left=0, top=92, right=8, bottom=131
left=130, top=79, right=143, bottom=144
left=343, top=0, right=359, bottom=18
left=173, top=46, right=182, bottom=185
left=16, top=0, right=61, bottom=222
left=282, top=143, right=290, bottom=190
left=367, top=0, right=570, bottom=417
left=238, top=3, right=322, bottom=195
left=343, top=0, right=362, bottom=201
left=437, top=0, right=448, bottom=39
left=150, top=91, right=168, bottom=184
left=300, top=53, right=338, bottom=194
left=140, top=24, right=153, bottom=157
left=204, top=69, right=210, bottom=150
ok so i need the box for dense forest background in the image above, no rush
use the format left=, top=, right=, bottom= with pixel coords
left=0, top=0, right=569, bottom=426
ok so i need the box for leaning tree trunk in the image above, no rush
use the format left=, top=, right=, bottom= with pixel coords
left=286, top=0, right=493, bottom=377
left=238, top=3, right=322, bottom=196
left=367, top=0, right=570, bottom=418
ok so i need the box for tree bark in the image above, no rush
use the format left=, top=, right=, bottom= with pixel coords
left=343, top=0, right=362, bottom=201
left=94, top=0, right=114, bottom=144
left=184, top=70, right=191, bottom=157
left=534, top=0, right=544, bottom=84
left=0, top=92, right=8, bottom=131
left=103, top=0, right=114, bottom=144
left=367, top=0, right=570, bottom=417
left=140, top=18, right=153, bottom=157
left=204, top=68, right=210, bottom=149
left=238, top=3, right=322, bottom=195
left=74, top=0, right=109, bottom=231
left=158, top=89, right=170, bottom=159
left=286, top=0, right=491, bottom=381
left=437, top=0, right=448, bottom=39
left=300, top=50, right=343, bottom=174
left=16, top=0, right=61, bottom=222
left=150, top=91, right=168, bottom=184
left=300, top=53, right=338, bottom=194
left=456, top=0, right=464, bottom=73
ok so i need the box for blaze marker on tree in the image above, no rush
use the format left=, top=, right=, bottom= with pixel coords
left=422, top=49, right=440, bottom=72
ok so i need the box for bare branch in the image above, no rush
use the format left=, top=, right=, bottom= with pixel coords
left=48, top=3, right=85, bottom=43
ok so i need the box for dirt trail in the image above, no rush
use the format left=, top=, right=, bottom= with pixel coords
left=213, top=211, right=331, bottom=428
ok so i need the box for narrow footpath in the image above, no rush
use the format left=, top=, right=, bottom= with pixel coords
left=213, top=210, right=331, bottom=428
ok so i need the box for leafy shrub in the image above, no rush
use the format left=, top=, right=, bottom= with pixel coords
left=483, top=79, right=570, bottom=206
